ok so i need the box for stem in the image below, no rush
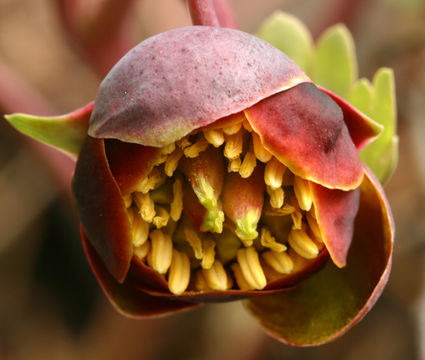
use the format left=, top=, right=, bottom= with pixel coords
left=188, top=0, right=238, bottom=28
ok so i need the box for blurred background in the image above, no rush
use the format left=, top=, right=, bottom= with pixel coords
left=0, top=0, right=424, bottom=359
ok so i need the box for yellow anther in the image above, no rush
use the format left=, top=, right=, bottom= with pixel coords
left=227, top=157, right=241, bottom=172
left=264, top=204, right=295, bottom=216
left=288, top=228, right=319, bottom=259
left=132, top=212, right=150, bottom=246
left=155, top=153, right=168, bottom=166
left=236, top=247, right=267, bottom=290
left=252, top=132, right=272, bottom=163
left=203, top=129, right=225, bottom=147
left=183, top=137, right=209, bottom=158
left=134, top=192, right=156, bottom=223
left=267, top=186, right=284, bottom=209
left=201, top=238, right=216, bottom=269
left=202, top=260, right=230, bottom=291
left=264, top=157, right=287, bottom=189
left=149, top=229, right=173, bottom=274
left=224, top=130, right=243, bottom=160
left=122, top=194, right=133, bottom=208
left=239, top=151, right=257, bottom=178
left=243, top=119, right=253, bottom=132
left=194, top=270, right=210, bottom=291
left=231, top=263, right=252, bottom=290
left=134, top=241, right=150, bottom=261
left=289, top=196, right=303, bottom=229
left=161, top=142, right=176, bottom=155
left=294, top=176, right=312, bottom=211
left=177, top=137, right=191, bottom=150
left=262, top=250, right=294, bottom=274
left=135, top=168, right=163, bottom=193
left=170, top=178, right=183, bottom=221
left=168, top=250, right=191, bottom=295
left=223, top=121, right=242, bottom=135
left=183, top=228, right=204, bottom=260
left=260, top=228, right=287, bottom=252
left=306, top=211, right=323, bottom=242
left=164, top=148, right=183, bottom=177
left=152, top=206, right=170, bottom=228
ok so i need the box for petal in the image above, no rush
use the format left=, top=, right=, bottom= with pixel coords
left=81, top=230, right=200, bottom=317
left=245, top=167, right=394, bottom=346
left=72, top=137, right=132, bottom=282
left=245, top=83, right=363, bottom=190
left=89, top=26, right=311, bottom=146
left=310, top=183, right=360, bottom=268
left=319, top=86, right=382, bottom=150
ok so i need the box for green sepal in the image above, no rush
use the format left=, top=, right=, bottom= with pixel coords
left=256, top=11, right=313, bottom=74
left=4, top=101, right=93, bottom=158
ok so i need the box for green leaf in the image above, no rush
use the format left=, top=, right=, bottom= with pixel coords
left=359, top=68, right=398, bottom=183
left=256, top=11, right=313, bottom=75
left=312, top=24, right=358, bottom=99
left=4, top=102, right=93, bottom=158
left=348, top=78, right=373, bottom=116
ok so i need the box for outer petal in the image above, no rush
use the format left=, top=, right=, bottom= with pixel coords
left=245, top=83, right=363, bottom=190
left=245, top=167, right=393, bottom=346
left=89, top=26, right=311, bottom=146
left=81, top=230, right=200, bottom=317
left=72, top=137, right=132, bottom=282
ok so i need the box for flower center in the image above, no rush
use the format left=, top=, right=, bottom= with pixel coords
left=124, top=113, right=324, bottom=295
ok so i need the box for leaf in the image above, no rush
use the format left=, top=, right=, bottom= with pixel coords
left=348, top=78, right=373, bottom=116
left=4, top=101, right=93, bottom=158
left=312, top=24, right=358, bottom=99
left=256, top=11, right=314, bottom=74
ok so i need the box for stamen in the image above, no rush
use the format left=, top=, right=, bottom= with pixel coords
left=236, top=247, right=267, bottom=290
left=262, top=250, right=294, bottom=274
left=227, top=157, right=241, bottom=172
left=204, top=129, right=225, bottom=147
left=168, top=249, right=191, bottom=295
left=194, top=270, right=210, bottom=291
left=148, top=229, right=173, bottom=274
left=134, top=241, right=150, bottom=261
left=294, top=176, right=312, bottom=211
left=201, top=238, right=216, bottom=269
left=135, top=168, right=163, bottom=193
left=161, top=142, right=176, bottom=155
left=202, top=260, right=230, bottom=291
left=214, top=228, right=241, bottom=265
left=224, top=130, right=243, bottom=160
left=223, top=122, right=242, bottom=135
left=231, top=263, right=252, bottom=290
left=252, top=132, right=272, bottom=163
left=260, top=228, right=287, bottom=252
left=177, top=137, right=191, bottom=150
left=155, top=154, right=168, bottom=166
left=152, top=206, right=170, bottom=228
left=184, top=137, right=209, bottom=158
left=132, top=213, right=150, bottom=246
left=267, top=186, right=284, bottom=209
left=170, top=178, right=183, bottom=221
left=290, top=196, right=303, bottom=230
left=243, top=120, right=253, bottom=132
left=134, top=192, right=156, bottom=223
left=164, top=148, right=183, bottom=177
left=183, top=228, right=204, bottom=260
left=239, top=151, right=257, bottom=178
left=264, top=157, right=287, bottom=189
left=122, top=194, right=133, bottom=208
left=306, top=211, right=323, bottom=242
left=288, top=228, right=319, bottom=259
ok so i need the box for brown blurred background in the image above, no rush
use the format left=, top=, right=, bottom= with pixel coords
left=0, top=0, right=424, bottom=359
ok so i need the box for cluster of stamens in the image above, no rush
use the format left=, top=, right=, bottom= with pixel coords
left=124, top=114, right=324, bottom=295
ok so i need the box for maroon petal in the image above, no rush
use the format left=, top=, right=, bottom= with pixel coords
left=319, top=86, right=382, bottom=150
left=89, top=26, right=311, bottom=146
left=72, top=137, right=132, bottom=282
left=81, top=230, right=200, bottom=317
left=245, top=167, right=393, bottom=346
left=245, top=83, right=363, bottom=190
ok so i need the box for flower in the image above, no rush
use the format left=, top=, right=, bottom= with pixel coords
left=70, top=26, right=393, bottom=345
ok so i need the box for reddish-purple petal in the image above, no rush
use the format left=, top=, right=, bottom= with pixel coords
left=310, top=183, right=360, bottom=268
left=319, top=86, right=382, bottom=150
left=245, top=83, right=363, bottom=190
left=72, top=137, right=132, bottom=282
left=245, top=167, right=393, bottom=346
left=89, top=26, right=311, bottom=146
left=81, top=230, right=200, bottom=317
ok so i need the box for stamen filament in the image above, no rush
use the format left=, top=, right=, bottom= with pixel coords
left=264, top=157, right=287, bottom=189
left=184, top=228, right=204, bottom=260
left=288, top=228, right=319, bottom=259
left=168, top=250, right=191, bottom=295
left=165, top=148, right=183, bottom=177
left=236, top=247, right=266, bottom=290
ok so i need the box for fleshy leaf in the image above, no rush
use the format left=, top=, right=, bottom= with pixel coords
left=356, top=68, right=398, bottom=184
left=4, top=101, right=93, bottom=158
left=72, top=137, right=132, bottom=282
left=256, top=11, right=313, bottom=74
left=312, top=25, right=358, bottom=99
left=245, top=83, right=363, bottom=190
left=89, top=26, right=311, bottom=147
left=348, top=78, right=373, bottom=115
left=245, top=167, right=394, bottom=346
